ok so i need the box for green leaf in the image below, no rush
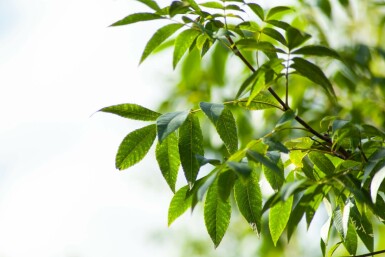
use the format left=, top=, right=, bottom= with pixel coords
left=168, top=185, right=192, bottom=226
left=266, top=6, right=292, bottom=20
left=275, top=109, right=295, bottom=127
left=247, top=3, right=264, bottom=20
left=136, top=0, right=161, bottom=11
left=110, top=13, right=163, bottom=26
left=370, top=165, right=385, bottom=203
left=292, top=45, right=340, bottom=59
left=157, top=111, right=189, bottom=142
left=115, top=124, right=157, bottom=170
left=199, top=102, right=225, bottom=123
left=178, top=113, right=204, bottom=185
left=173, top=29, right=201, bottom=69
left=156, top=132, right=180, bottom=192
left=204, top=181, right=231, bottom=247
left=263, top=152, right=285, bottom=190
left=234, top=171, right=262, bottom=234
left=286, top=27, right=311, bottom=50
left=344, top=222, right=358, bottom=255
left=262, top=27, right=287, bottom=45
left=269, top=195, right=293, bottom=245
left=247, top=150, right=284, bottom=180
left=350, top=207, right=374, bottom=252
left=227, top=161, right=252, bottom=178
left=318, top=0, right=332, bottom=18
left=308, top=152, right=335, bottom=175
left=236, top=39, right=285, bottom=53
left=169, top=1, right=191, bottom=17
left=200, top=102, right=238, bottom=154
left=99, top=103, right=161, bottom=121
left=200, top=1, right=224, bottom=9
left=217, top=170, right=237, bottom=201
left=140, top=23, right=184, bottom=64
left=291, top=57, right=336, bottom=100
left=266, top=20, right=291, bottom=30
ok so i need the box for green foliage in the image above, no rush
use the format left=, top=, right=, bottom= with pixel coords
left=100, top=0, right=385, bottom=256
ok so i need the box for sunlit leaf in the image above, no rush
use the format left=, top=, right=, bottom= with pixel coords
left=168, top=185, right=192, bottom=226
left=266, top=6, right=292, bottom=20
left=204, top=181, right=231, bottom=247
left=156, top=132, right=180, bottom=192
left=157, top=111, right=189, bottom=142
left=178, top=113, right=204, bottom=185
left=262, top=27, right=287, bottom=45
left=115, top=124, right=156, bottom=170
left=99, top=103, right=161, bottom=121
left=370, top=165, right=385, bottom=203
left=200, top=1, right=224, bottom=9
left=269, top=195, right=293, bottom=245
left=173, top=29, right=201, bottom=69
left=234, top=171, right=262, bottom=234
left=140, top=23, right=184, bottom=63
left=110, top=13, right=163, bottom=26
left=308, top=152, right=335, bottom=175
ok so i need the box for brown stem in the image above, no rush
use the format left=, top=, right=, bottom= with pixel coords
left=339, top=249, right=385, bottom=257
left=226, top=36, right=350, bottom=160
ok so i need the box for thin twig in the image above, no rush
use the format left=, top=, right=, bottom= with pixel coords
left=339, top=249, right=385, bottom=257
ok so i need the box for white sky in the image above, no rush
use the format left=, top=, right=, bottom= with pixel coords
left=0, top=1, right=185, bottom=256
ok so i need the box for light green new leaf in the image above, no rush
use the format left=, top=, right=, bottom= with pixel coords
left=308, top=152, right=335, bottom=175
left=292, top=45, right=340, bottom=59
left=173, top=29, right=201, bottom=69
left=269, top=195, right=293, bottom=245
left=168, top=185, right=192, bottom=226
left=136, top=0, right=161, bottom=11
left=266, top=6, right=292, bottom=20
left=370, top=165, right=385, bottom=203
left=200, top=1, right=224, bottom=9
left=204, top=181, right=231, bottom=247
left=115, top=124, right=156, bottom=170
left=234, top=172, right=262, bottom=235
left=247, top=3, right=264, bottom=20
left=291, top=57, right=336, bottom=100
left=140, top=23, right=184, bottom=64
left=156, top=132, right=180, bottom=193
left=99, top=103, right=161, bottom=121
left=156, top=111, right=189, bottom=142
left=178, top=113, right=204, bottom=185
left=110, top=13, right=163, bottom=26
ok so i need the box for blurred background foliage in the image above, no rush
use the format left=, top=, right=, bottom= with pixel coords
left=147, top=0, right=385, bottom=256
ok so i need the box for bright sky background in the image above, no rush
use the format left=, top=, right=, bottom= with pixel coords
left=0, top=1, right=184, bottom=256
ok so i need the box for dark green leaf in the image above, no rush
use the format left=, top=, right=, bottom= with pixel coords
left=247, top=3, right=264, bottom=20
left=234, top=171, right=262, bottom=234
left=276, top=109, right=295, bottom=127
left=136, top=0, right=161, bottom=11
left=115, top=124, right=157, bottom=170
left=286, top=27, right=311, bottom=50
left=178, top=113, right=204, bottom=185
left=263, top=152, right=285, bottom=190
left=157, top=111, right=189, bottom=142
left=110, top=13, right=163, bottom=26
left=168, top=185, right=192, bottom=226
left=156, top=132, right=180, bottom=192
left=269, top=195, right=293, bottom=245
left=140, top=23, right=184, bottom=64
left=262, top=27, right=287, bottom=45
left=236, top=39, right=285, bottom=53
left=173, top=29, right=201, bottom=68
left=204, top=181, right=231, bottom=247
left=317, top=0, right=332, bottom=18
left=200, top=102, right=225, bottom=123
left=247, top=150, right=284, bottom=180
left=291, top=57, right=336, bottom=100
left=227, top=161, right=252, bottom=178
left=350, top=206, right=374, bottom=252
left=292, top=45, right=340, bottom=59
left=266, top=6, right=292, bottom=20
left=99, top=103, right=161, bottom=121
left=169, top=1, right=191, bottom=17
left=216, top=108, right=238, bottom=154
left=196, top=155, right=221, bottom=167
left=344, top=222, right=358, bottom=255
left=218, top=170, right=237, bottom=201
left=266, top=20, right=291, bottom=30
